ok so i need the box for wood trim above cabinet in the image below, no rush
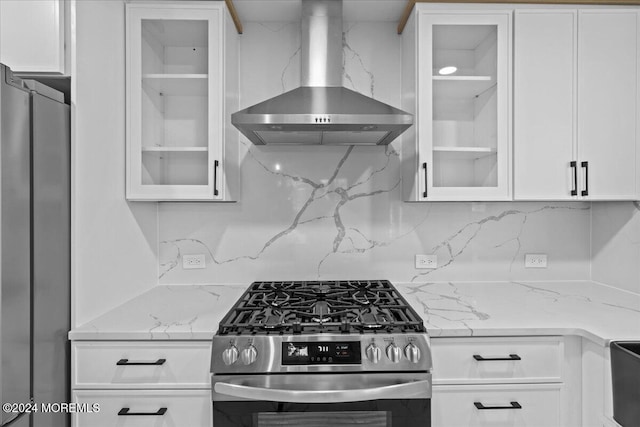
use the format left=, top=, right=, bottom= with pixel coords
left=398, top=0, right=640, bottom=33
left=225, top=0, right=243, bottom=34
left=398, top=0, right=417, bottom=34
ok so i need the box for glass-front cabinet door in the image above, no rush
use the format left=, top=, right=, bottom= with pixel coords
left=126, top=4, right=228, bottom=200
left=417, top=12, right=511, bottom=201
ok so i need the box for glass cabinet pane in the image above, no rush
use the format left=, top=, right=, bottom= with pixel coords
left=140, top=19, right=209, bottom=186
left=431, top=24, right=498, bottom=188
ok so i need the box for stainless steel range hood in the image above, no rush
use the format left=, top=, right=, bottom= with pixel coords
left=231, top=0, right=413, bottom=146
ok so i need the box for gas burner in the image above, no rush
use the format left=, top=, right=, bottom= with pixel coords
left=312, top=284, right=333, bottom=295
left=217, top=280, right=425, bottom=336
left=256, top=307, right=286, bottom=330
left=262, top=291, right=290, bottom=308
left=351, top=289, right=379, bottom=306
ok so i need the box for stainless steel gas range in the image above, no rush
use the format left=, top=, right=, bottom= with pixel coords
left=211, top=280, right=432, bottom=426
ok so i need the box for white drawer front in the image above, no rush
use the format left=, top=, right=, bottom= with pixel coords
left=72, top=390, right=211, bottom=427
left=73, top=341, right=211, bottom=389
left=431, top=337, right=562, bottom=384
left=432, top=384, right=561, bottom=427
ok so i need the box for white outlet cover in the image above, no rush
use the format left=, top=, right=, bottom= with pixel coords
left=471, top=202, right=487, bottom=212
left=183, top=254, right=206, bottom=270
left=415, top=254, right=437, bottom=269
left=525, top=254, right=547, bottom=269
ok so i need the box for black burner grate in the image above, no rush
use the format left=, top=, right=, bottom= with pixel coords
left=217, top=280, right=425, bottom=336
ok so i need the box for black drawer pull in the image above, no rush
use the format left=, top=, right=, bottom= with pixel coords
left=116, top=358, right=166, bottom=366
left=214, top=160, right=219, bottom=196
left=422, top=162, right=428, bottom=198
left=118, top=407, right=167, bottom=416
left=581, top=161, right=589, bottom=196
left=570, top=161, right=578, bottom=196
left=474, top=401, right=522, bottom=410
left=473, top=354, right=521, bottom=361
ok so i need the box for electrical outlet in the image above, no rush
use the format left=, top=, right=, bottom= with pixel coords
left=525, top=254, right=547, bottom=269
left=415, top=254, right=437, bottom=269
left=182, top=254, right=206, bottom=270
left=471, top=203, right=487, bottom=213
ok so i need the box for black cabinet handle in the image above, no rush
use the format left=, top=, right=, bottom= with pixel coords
left=118, top=407, right=167, bottom=416
left=214, top=160, right=219, bottom=196
left=581, top=161, right=589, bottom=196
left=570, top=161, right=578, bottom=196
left=116, top=358, right=166, bottom=366
left=422, top=162, right=428, bottom=198
left=474, top=401, right=522, bottom=410
left=473, top=354, right=521, bottom=361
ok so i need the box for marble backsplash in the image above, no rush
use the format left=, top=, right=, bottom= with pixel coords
left=592, top=202, right=640, bottom=294
left=158, top=21, right=591, bottom=285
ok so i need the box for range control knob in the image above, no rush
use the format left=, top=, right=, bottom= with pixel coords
left=365, top=344, right=382, bottom=363
left=240, top=345, right=258, bottom=365
left=386, top=343, right=402, bottom=363
left=222, top=345, right=239, bottom=366
left=404, top=343, right=421, bottom=363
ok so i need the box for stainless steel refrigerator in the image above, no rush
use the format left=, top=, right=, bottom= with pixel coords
left=0, top=65, right=70, bottom=427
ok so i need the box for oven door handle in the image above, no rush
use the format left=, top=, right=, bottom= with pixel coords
left=214, top=379, right=431, bottom=403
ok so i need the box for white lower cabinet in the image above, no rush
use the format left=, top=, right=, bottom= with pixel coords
left=71, top=341, right=212, bottom=427
left=431, top=336, right=562, bottom=384
left=72, top=390, right=211, bottom=427
left=431, top=336, right=579, bottom=427
left=73, top=341, right=211, bottom=389
left=433, top=384, right=561, bottom=426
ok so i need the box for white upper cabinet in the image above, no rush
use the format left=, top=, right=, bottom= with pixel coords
left=514, top=9, right=639, bottom=201
left=0, top=0, right=66, bottom=74
left=577, top=10, right=638, bottom=200
left=514, top=11, right=576, bottom=200
left=402, top=9, right=512, bottom=201
left=126, top=3, right=239, bottom=201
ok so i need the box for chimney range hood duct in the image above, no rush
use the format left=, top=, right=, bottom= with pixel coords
left=231, top=0, right=413, bottom=146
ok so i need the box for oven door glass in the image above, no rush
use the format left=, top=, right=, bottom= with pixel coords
left=213, top=400, right=431, bottom=427
left=258, top=410, right=387, bottom=426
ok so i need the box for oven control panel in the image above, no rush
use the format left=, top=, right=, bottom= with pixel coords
left=211, top=334, right=432, bottom=374
left=282, top=341, right=361, bottom=365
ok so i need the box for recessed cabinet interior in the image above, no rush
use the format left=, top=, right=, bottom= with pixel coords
left=140, top=19, right=209, bottom=188
left=126, top=3, right=239, bottom=201
left=431, top=25, right=499, bottom=190
left=514, top=9, right=639, bottom=201
left=402, top=9, right=511, bottom=201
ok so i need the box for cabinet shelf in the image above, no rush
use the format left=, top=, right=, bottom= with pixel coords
left=143, top=73, right=207, bottom=78
left=433, top=75, right=492, bottom=81
left=433, top=76, right=494, bottom=99
left=142, top=146, right=208, bottom=152
left=142, top=74, right=207, bottom=96
left=433, top=146, right=497, bottom=160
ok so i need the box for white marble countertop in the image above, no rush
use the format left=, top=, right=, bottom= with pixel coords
left=69, top=281, right=640, bottom=346
left=69, top=284, right=247, bottom=341
left=396, top=281, right=640, bottom=345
